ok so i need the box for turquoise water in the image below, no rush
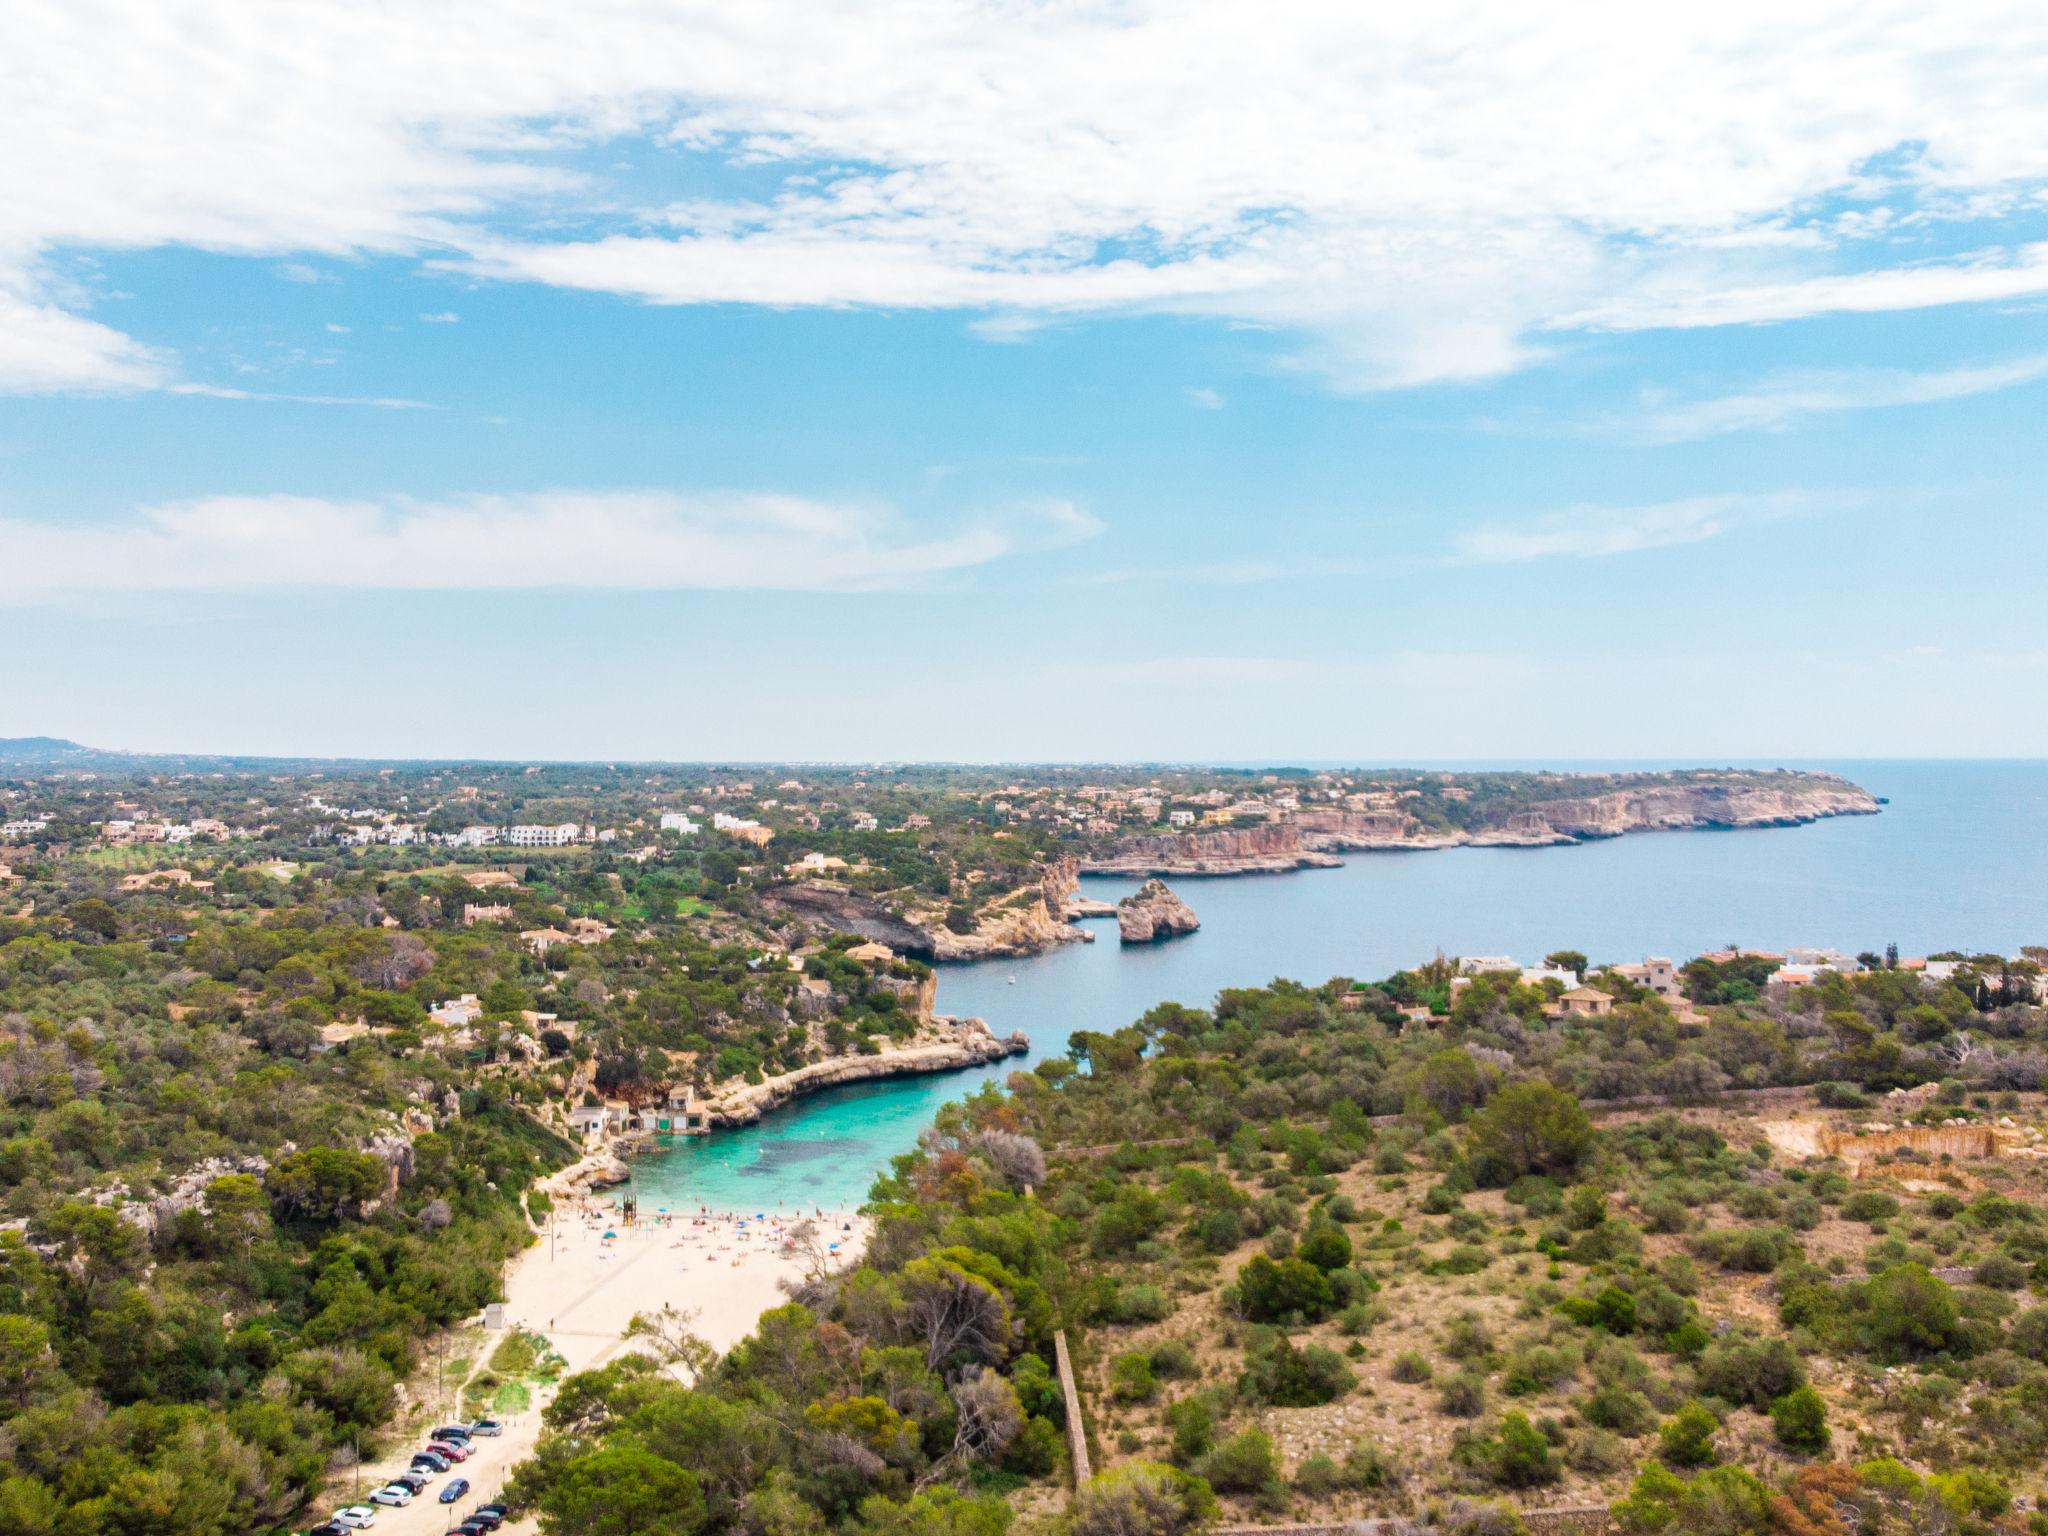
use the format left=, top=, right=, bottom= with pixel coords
left=618, top=761, right=2048, bottom=1214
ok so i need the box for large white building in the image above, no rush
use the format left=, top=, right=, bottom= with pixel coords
left=507, top=822, right=580, bottom=847
left=659, top=811, right=700, bottom=834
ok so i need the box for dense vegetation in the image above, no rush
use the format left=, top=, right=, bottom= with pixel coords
left=514, top=954, right=2048, bottom=1536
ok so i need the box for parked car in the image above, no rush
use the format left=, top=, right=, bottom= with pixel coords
left=410, top=1452, right=449, bottom=1473
left=475, top=1504, right=507, bottom=1521
left=427, top=1440, right=470, bottom=1462
left=333, top=1509, right=378, bottom=1530
left=432, top=1425, right=472, bottom=1440
left=367, top=1485, right=414, bottom=1507
left=466, top=1420, right=503, bottom=1437
left=455, top=1522, right=491, bottom=1536
left=308, top=1523, right=348, bottom=1536
left=394, top=1471, right=430, bottom=1493
left=439, top=1478, right=471, bottom=1505
left=465, top=1511, right=505, bottom=1531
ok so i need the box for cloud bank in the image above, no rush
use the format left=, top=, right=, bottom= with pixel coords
left=8, top=4, right=2048, bottom=391
left=1, top=489, right=1100, bottom=599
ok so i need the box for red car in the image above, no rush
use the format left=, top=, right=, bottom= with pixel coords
left=426, top=1441, right=469, bottom=1463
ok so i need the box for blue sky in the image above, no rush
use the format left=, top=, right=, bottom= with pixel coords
left=3, top=4, right=2046, bottom=760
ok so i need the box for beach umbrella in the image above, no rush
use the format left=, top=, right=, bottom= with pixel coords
left=603, top=1229, right=617, bottom=1239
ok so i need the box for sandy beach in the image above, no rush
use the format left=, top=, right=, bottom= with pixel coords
left=328, top=1151, right=869, bottom=1536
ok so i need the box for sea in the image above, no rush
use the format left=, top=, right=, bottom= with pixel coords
left=615, top=760, right=2048, bottom=1217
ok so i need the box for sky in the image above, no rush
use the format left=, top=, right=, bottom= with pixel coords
left=2, top=2, right=2046, bottom=762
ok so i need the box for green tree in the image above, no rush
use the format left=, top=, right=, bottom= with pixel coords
left=1658, top=1401, right=1719, bottom=1468
left=1465, top=1082, right=1594, bottom=1185
left=1769, top=1386, right=1829, bottom=1454
left=537, top=1443, right=708, bottom=1536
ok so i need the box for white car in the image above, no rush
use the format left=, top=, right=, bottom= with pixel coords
left=467, top=1419, right=504, bottom=1437
left=368, top=1486, right=414, bottom=1507
left=334, top=1510, right=378, bottom=1530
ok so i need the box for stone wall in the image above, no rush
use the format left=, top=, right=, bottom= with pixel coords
left=1053, top=1330, right=1091, bottom=1487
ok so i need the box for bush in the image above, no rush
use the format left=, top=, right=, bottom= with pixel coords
left=1584, top=1386, right=1658, bottom=1436
left=1298, top=1219, right=1353, bottom=1272
left=1770, top=1385, right=1830, bottom=1453
left=1813, top=1081, right=1869, bottom=1109
left=1236, top=1255, right=1334, bottom=1323
left=1111, top=1351, right=1156, bottom=1402
left=1695, top=1334, right=1804, bottom=1410
left=1842, top=1190, right=1900, bottom=1224
left=1163, top=1396, right=1213, bottom=1465
left=1391, top=1350, right=1434, bottom=1384
left=1483, top=1412, right=1559, bottom=1488
left=1439, top=1369, right=1488, bottom=1418
left=1240, top=1337, right=1354, bottom=1407
left=1071, top=1463, right=1218, bottom=1536
left=1691, top=1226, right=1799, bottom=1273
left=1117, top=1283, right=1172, bottom=1323
left=1149, top=1340, right=1197, bottom=1380
left=1860, top=1263, right=1960, bottom=1360
left=1198, top=1428, right=1279, bottom=1494
left=1658, top=1400, right=1719, bottom=1467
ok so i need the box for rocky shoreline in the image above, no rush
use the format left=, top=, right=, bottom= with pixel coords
left=1085, top=775, right=1881, bottom=877
left=691, top=1017, right=1028, bottom=1129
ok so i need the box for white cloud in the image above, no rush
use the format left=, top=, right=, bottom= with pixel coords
left=1556, top=244, right=2048, bottom=334
left=7, top=5, right=2048, bottom=390
left=1184, top=386, right=1224, bottom=410
left=417, top=310, right=460, bottom=324
left=1451, top=492, right=1820, bottom=564
left=325, top=322, right=351, bottom=333
left=0, top=488, right=1099, bottom=599
left=0, top=288, right=172, bottom=393
left=1625, top=356, right=2048, bottom=442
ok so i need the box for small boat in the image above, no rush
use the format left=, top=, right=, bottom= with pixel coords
left=1007, top=975, right=1017, bottom=985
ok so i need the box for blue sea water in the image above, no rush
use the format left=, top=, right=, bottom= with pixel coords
left=618, top=760, right=2048, bottom=1215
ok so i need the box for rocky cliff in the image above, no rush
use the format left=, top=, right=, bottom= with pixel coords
left=1084, top=822, right=1344, bottom=875
left=1117, top=880, right=1200, bottom=943
left=695, top=1018, right=1029, bottom=1128
left=1087, top=773, right=1879, bottom=874
left=763, top=855, right=1088, bottom=962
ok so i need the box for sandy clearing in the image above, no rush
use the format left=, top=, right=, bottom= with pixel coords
left=315, top=1170, right=868, bottom=1536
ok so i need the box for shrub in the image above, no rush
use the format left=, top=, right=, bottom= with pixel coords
left=1842, top=1191, right=1900, bottom=1224
left=1118, top=1284, right=1172, bottom=1324
left=1236, top=1255, right=1334, bottom=1323
left=1298, top=1219, right=1353, bottom=1272
left=1391, top=1350, right=1433, bottom=1384
left=1111, top=1351, right=1156, bottom=1402
left=1198, top=1428, right=1279, bottom=1494
left=1584, top=1386, right=1658, bottom=1436
left=1163, top=1396, right=1213, bottom=1465
left=1149, top=1340, right=1197, bottom=1380
left=1439, top=1369, right=1488, bottom=1418
left=1071, top=1463, right=1218, bottom=1536
left=1240, top=1337, right=1354, bottom=1407
left=1770, top=1385, right=1830, bottom=1453
left=1695, top=1334, right=1804, bottom=1410
left=1484, top=1412, right=1559, bottom=1488
left=1691, top=1226, right=1799, bottom=1273
left=1658, top=1400, right=1719, bottom=1467
left=1860, top=1262, right=1960, bottom=1360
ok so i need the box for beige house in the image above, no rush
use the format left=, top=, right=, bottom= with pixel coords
left=1547, top=985, right=1615, bottom=1019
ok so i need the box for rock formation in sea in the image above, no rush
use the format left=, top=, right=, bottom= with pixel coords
left=1117, top=879, right=1200, bottom=943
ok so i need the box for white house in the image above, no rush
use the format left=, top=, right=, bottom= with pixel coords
left=1167, top=809, right=1196, bottom=827
left=659, top=811, right=701, bottom=834
left=429, top=994, right=482, bottom=1026
left=508, top=823, right=580, bottom=847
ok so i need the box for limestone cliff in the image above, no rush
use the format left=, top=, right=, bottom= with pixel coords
left=1084, top=822, right=1343, bottom=875
left=694, top=1018, right=1029, bottom=1128
left=762, top=855, right=1088, bottom=962
left=1086, top=772, right=1879, bottom=875
left=1117, top=880, right=1200, bottom=943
